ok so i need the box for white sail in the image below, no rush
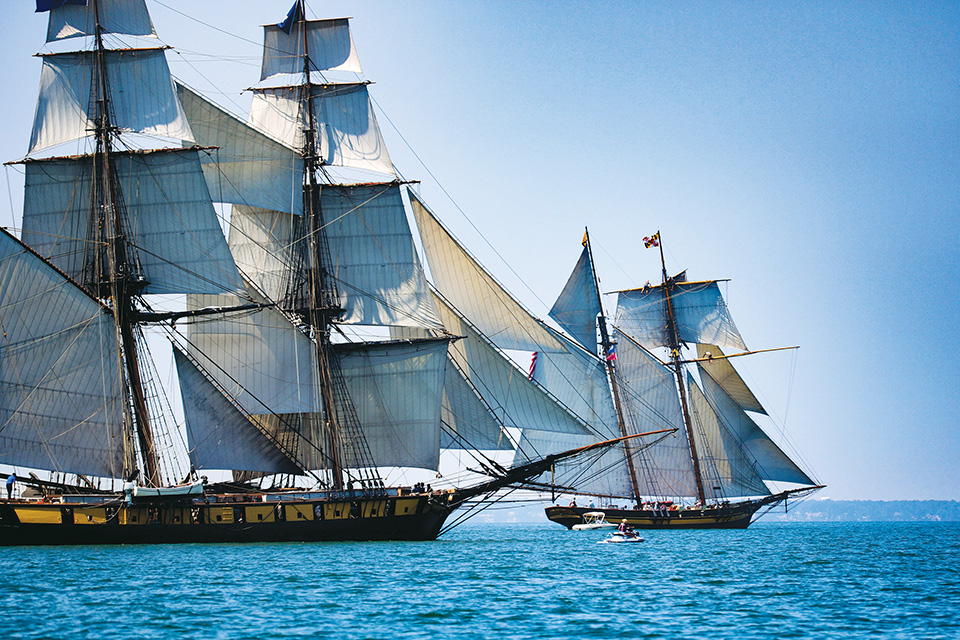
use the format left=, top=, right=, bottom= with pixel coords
left=261, top=18, right=362, bottom=80
left=22, top=149, right=245, bottom=296
left=250, top=84, right=394, bottom=176
left=29, top=49, right=193, bottom=154
left=322, top=184, right=443, bottom=328
left=698, top=366, right=814, bottom=486
left=410, top=191, right=616, bottom=432
left=175, top=82, right=303, bottom=215
left=696, top=344, right=766, bottom=414
left=549, top=244, right=601, bottom=354
left=335, top=339, right=448, bottom=470
left=45, top=0, right=156, bottom=42
left=390, top=326, right=512, bottom=451
left=433, top=294, right=592, bottom=437
left=174, top=349, right=302, bottom=474
left=615, top=281, right=747, bottom=352
left=0, top=230, right=125, bottom=478
left=228, top=205, right=297, bottom=302
left=614, top=331, right=699, bottom=498
left=687, top=373, right=770, bottom=499
left=185, top=290, right=321, bottom=417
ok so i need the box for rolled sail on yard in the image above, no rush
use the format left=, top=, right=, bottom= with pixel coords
left=0, top=230, right=125, bottom=478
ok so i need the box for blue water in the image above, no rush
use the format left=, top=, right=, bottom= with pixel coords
left=0, top=521, right=957, bottom=639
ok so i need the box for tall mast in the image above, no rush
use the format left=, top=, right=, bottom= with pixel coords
left=288, top=2, right=382, bottom=491
left=90, top=0, right=160, bottom=486
left=584, top=229, right=642, bottom=503
left=655, top=232, right=706, bottom=504
left=296, top=0, right=344, bottom=489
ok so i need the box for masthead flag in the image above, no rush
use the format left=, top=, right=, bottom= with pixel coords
left=36, top=0, right=86, bottom=11
left=643, top=233, right=660, bottom=249
left=277, top=1, right=303, bottom=34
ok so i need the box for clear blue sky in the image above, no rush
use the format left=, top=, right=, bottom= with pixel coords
left=1, top=1, right=957, bottom=500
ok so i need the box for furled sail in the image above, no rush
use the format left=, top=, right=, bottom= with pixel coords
left=261, top=18, right=362, bottom=80
left=696, top=344, right=765, bottom=414
left=0, top=229, right=125, bottom=478
left=615, top=281, right=748, bottom=352
left=686, top=373, right=770, bottom=499
left=175, top=82, right=303, bottom=215
left=698, top=366, right=814, bottom=486
left=173, top=349, right=302, bottom=474
left=250, top=83, right=394, bottom=176
left=334, top=338, right=448, bottom=470
left=549, top=244, right=601, bottom=354
left=21, top=149, right=245, bottom=296
left=29, top=49, right=193, bottom=154
left=45, top=0, right=156, bottom=43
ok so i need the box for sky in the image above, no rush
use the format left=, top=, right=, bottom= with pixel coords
left=0, top=1, right=957, bottom=501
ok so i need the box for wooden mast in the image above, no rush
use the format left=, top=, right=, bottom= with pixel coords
left=91, top=0, right=160, bottom=486
left=655, top=232, right=706, bottom=504
left=293, top=0, right=348, bottom=490
left=584, top=229, right=643, bottom=505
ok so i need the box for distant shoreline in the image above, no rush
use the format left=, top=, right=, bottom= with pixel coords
left=471, top=499, right=960, bottom=524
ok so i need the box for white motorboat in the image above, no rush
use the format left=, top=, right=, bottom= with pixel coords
left=572, top=511, right=617, bottom=531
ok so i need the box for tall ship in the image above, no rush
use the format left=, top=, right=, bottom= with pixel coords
left=542, top=232, right=823, bottom=529
left=0, top=0, right=653, bottom=545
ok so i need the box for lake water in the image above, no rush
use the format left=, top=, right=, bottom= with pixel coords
left=0, top=521, right=956, bottom=639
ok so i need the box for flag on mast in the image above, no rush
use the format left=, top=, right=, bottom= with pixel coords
left=36, top=0, right=86, bottom=11
left=643, top=233, right=660, bottom=249
left=528, top=352, right=538, bottom=381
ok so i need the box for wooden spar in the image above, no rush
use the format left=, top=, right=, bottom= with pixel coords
left=584, top=228, right=643, bottom=505
left=454, top=429, right=676, bottom=504
left=677, top=345, right=800, bottom=365
left=657, top=232, right=707, bottom=505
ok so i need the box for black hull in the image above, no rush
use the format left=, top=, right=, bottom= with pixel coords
left=546, top=501, right=765, bottom=530
left=0, top=493, right=457, bottom=546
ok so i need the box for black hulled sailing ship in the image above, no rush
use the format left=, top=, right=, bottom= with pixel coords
left=0, top=0, right=644, bottom=545
left=542, top=232, right=823, bottom=529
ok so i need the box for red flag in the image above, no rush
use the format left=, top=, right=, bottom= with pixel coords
left=528, top=352, right=538, bottom=381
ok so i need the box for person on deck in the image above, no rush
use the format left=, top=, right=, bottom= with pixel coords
left=6, top=474, right=15, bottom=500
